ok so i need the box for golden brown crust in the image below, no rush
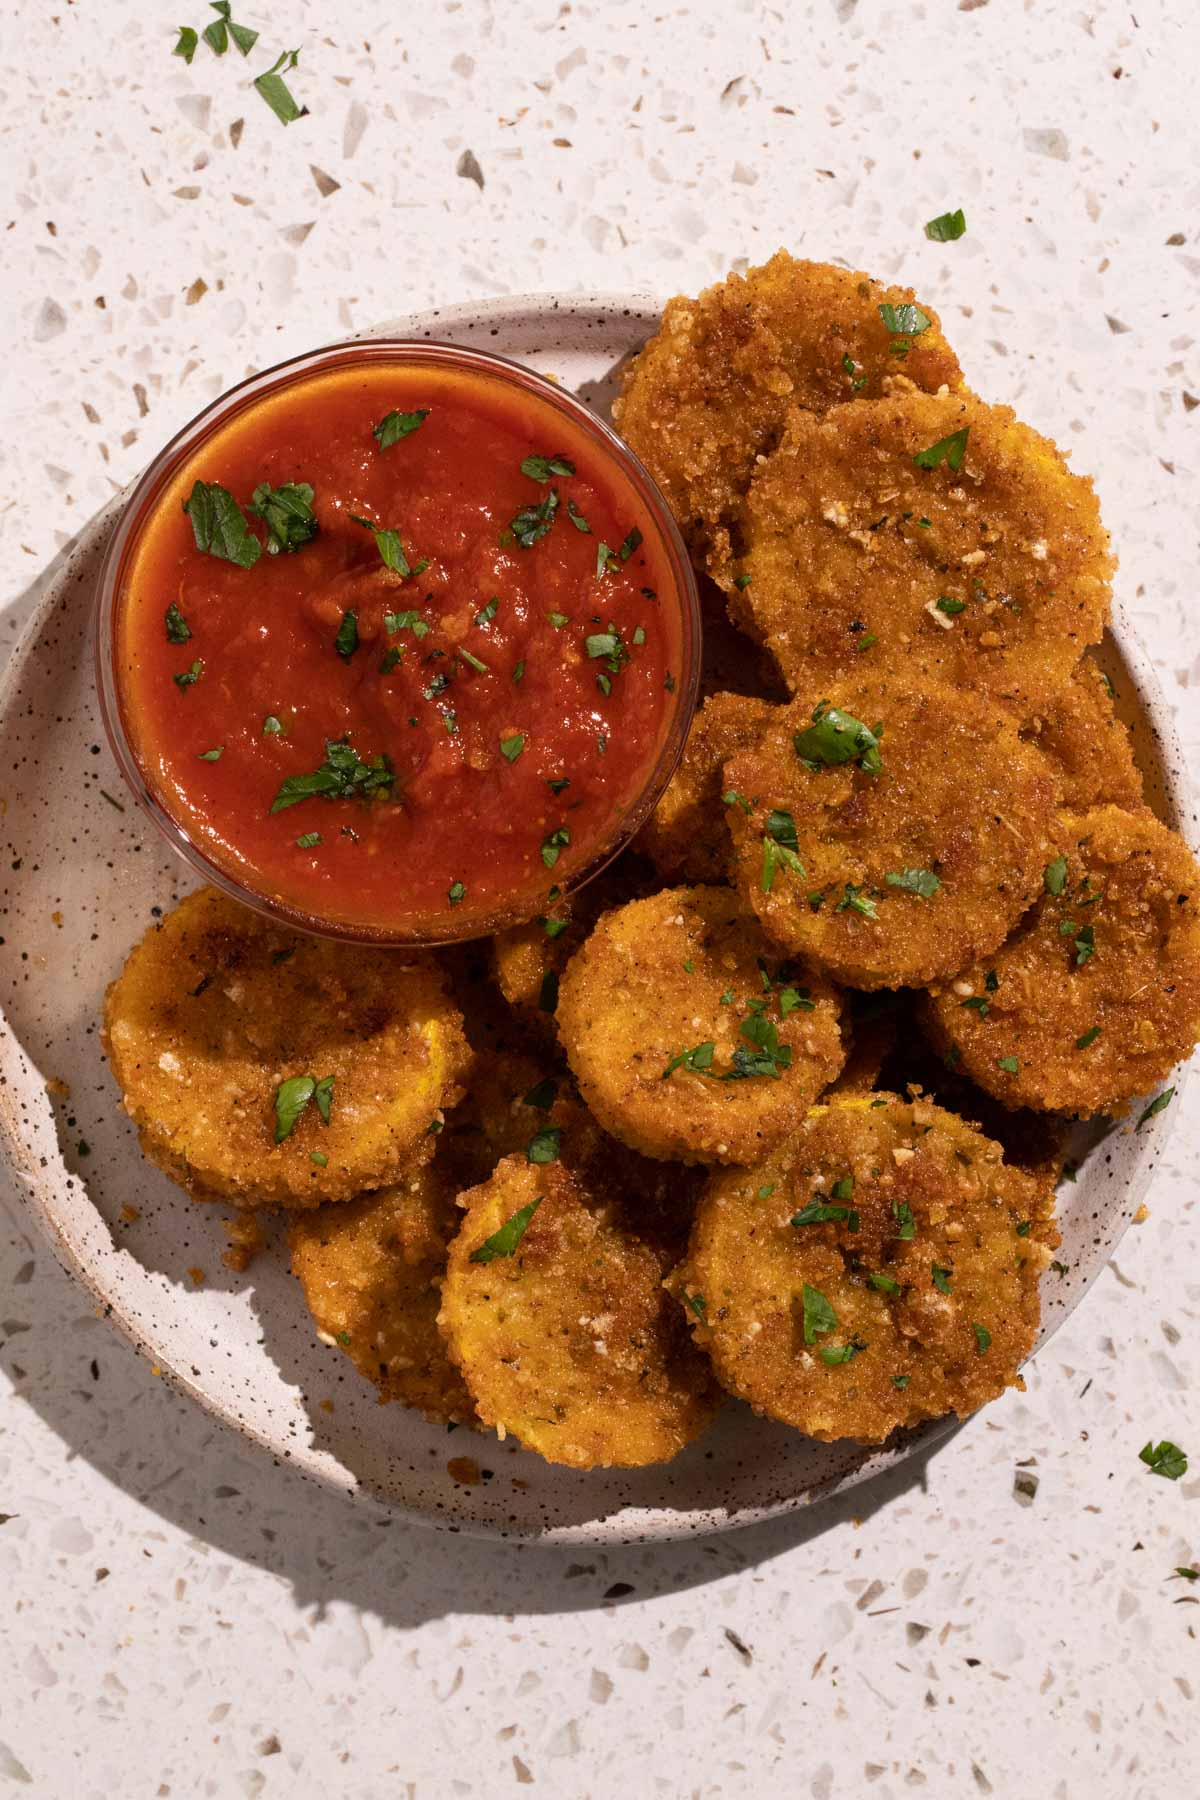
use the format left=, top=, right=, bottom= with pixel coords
left=922, top=805, right=1200, bottom=1117
left=289, top=1161, right=474, bottom=1422
left=614, top=252, right=961, bottom=579
left=638, top=691, right=780, bottom=885
left=731, top=386, right=1113, bottom=716
left=557, top=886, right=846, bottom=1165
left=677, top=1095, right=1056, bottom=1442
left=1020, top=657, right=1143, bottom=813
left=723, top=676, right=1058, bottom=989
left=102, top=887, right=470, bottom=1208
left=439, top=1151, right=716, bottom=1468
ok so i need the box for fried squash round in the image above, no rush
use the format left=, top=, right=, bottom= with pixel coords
left=1020, top=656, right=1143, bottom=812
left=439, top=1150, right=716, bottom=1468
left=732, top=385, right=1113, bottom=716
left=922, top=805, right=1200, bottom=1117
left=103, top=887, right=470, bottom=1208
left=614, top=252, right=961, bottom=578
left=724, top=676, right=1057, bottom=989
left=639, top=691, right=780, bottom=885
left=289, top=1159, right=474, bottom=1421
left=677, top=1094, right=1056, bottom=1442
left=557, top=886, right=845, bottom=1165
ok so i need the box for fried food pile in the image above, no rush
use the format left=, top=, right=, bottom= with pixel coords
left=101, top=254, right=1200, bottom=1473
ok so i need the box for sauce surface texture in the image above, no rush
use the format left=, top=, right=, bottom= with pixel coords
left=115, top=360, right=684, bottom=934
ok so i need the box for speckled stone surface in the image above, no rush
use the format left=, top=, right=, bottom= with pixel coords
left=1, top=1, right=1198, bottom=1794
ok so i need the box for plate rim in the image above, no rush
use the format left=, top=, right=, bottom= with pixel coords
left=0, top=288, right=1193, bottom=1545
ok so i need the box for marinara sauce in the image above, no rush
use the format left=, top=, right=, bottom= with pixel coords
left=109, top=349, right=696, bottom=938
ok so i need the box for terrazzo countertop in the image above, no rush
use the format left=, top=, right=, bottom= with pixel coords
left=2, top=2, right=1198, bottom=1794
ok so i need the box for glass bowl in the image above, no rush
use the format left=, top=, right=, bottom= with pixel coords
left=95, top=337, right=701, bottom=945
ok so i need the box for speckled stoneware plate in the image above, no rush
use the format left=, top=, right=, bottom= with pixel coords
left=0, top=294, right=1192, bottom=1544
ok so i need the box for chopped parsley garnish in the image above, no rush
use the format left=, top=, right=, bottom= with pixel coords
left=198, top=746, right=224, bottom=762
left=802, top=1283, right=838, bottom=1344
left=760, top=812, right=805, bottom=893
left=263, top=714, right=285, bottom=735
left=835, top=884, right=878, bottom=919
left=778, top=985, right=814, bottom=1016
left=540, top=914, right=568, bottom=939
left=791, top=1199, right=859, bottom=1230
left=270, top=738, right=394, bottom=812
left=499, top=733, right=525, bottom=763
left=794, top=702, right=883, bottom=774
left=537, top=969, right=559, bottom=1013
left=310, top=1151, right=328, bottom=1168
left=892, top=1374, right=911, bottom=1391
left=1044, top=855, right=1068, bottom=896
left=295, top=830, right=321, bottom=848
left=879, top=302, right=931, bottom=337
left=379, top=647, right=403, bottom=675
left=1140, top=1439, right=1188, bottom=1481
left=165, top=602, right=192, bottom=643
left=885, top=867, right=941, bottom=898
left=526, top=1126, right=562, bottom=1165
left=201, top=2, right=258, bottom=56
left=893, top=1200, right=916, bottom=1241
left=723, top=789, right=752, bottom=814
left=566, top=496, right=591, bottom=533
left=831, top=1176, right=854, bottom=1201
left=373, top=409, right=429, bottom=448
left=972, top=1322, right=992, bottom=1355
left=819, top=1340, right=867, bottom=1367
left=931, top=1264, right=953, bottom=1295
left=509, top=487, right=560, bottom=548
left=1072, top=923, right=1096, bottom=966
left=174, top=25, right=199, bottom=61
left=757, top=1184, right=775, bottom=1200
left=1016, top=1220, right=1032, bottom=1237
left=521, top=453, right=575, bottom=483
left=685, top=1292, right=708, bottom=1323
left=662, top=1041, right=716, bottom=1080
left=857, top=633, right=878, bottom=652
left=734, top=572, right=752, bottom=589
left=935, top=596, right=966, bottom=617
left=997, top=1055, right=1020, bottom=1074
left=349, top=515, right=425, bottom=578
left=249, top=481, right=317, bottom=554
left=273, top=1072, right=333, bottom=1144
left=728, top=1013, right=792, bottom=1080
left=447, top=879, right=466, bottom=906
left=547, top=777, right=570, bottom=795
left=1137, top=1087, right=1175, bottom=1130
left=1075, top=1026, right=1101, bottom=1050
left=253, top=47, right=307, bottom=126
left=618, top=526, right=643, bottom=562
left=182, top=480, right=261, bottom=567
left=522, top=1078, right=558, bottom=1111
left=475, top=597, right=498, bottom=628
left=913, top=428, right=970, bottom=472
left=512, top=659, right=526, bottom=683
left=469, top=1197, right=543, bottom=1265
left=173, top=659, right=204, bottom=691
left=842, top=351, right=866, bottom=390
left=585, top=628, right=630, bottom=690
left=457, top=648, right=489, bottom=674
left=961, top=995, right=990, bottom=1017
left=869, top=1271, right=900, bottom=1295
left=383, top=609, right=430, bottom=639
left=541, top=826, right=570, bottom=868
left=334, top=610, right=359, bottom=660
left=925, top=208, right=967, bottom=242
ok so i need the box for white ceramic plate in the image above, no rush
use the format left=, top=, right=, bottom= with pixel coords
left=0, top=294, right=1191, bottom=1544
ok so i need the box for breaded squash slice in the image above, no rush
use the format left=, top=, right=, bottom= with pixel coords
left=103, top=887, right=470, bottom=1208
left=289, top=1159, right=474, bottom=1422
left=491, top=853, right=653, bottom=1033
left=922, top=805, right=1200, bottom=1117
left=677, top=1094, right=1056, bottom=1442
left=723, top=676, right=1057, bottom=989
left=614, top=252, right=961, bottom=579
left=732, top=386, right=1113, bottom=716
left=1020, top=656, right=1143, bottom=813
left=440, top=1149, right=715, bottom=1468
left=638, top=691, right=780, bottom=885
left=557, top=886, right=846, bottom=1165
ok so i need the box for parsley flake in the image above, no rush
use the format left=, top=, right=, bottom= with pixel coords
left=521, top=453, right=575, bottom=483
left=470, top=1197, right=543, bottom=1264
left=794, top=702, right=883, bottom=774
left=373, top=409, right=429, bottom=449
left=165, top=602, right=192, bottom=643
left=1044, top=855, right=1068, bottom=896
left=1137, top=1087, right=1175, bottom=1130
left=270, top=738, right=393, bottom=812
left=925, top=208, right=967, bottom=242
left=526, top=1126, right=562, bottom=1165
left=885, top=867, right=941, bottom=898
left=249, top=481, right=317, bottom=555
left=913, top=428, right=970, bottom=472
left=1140, top=1439, right=1188, bottom=1481
left=182, top=480, right=261, bottom=567
left=253, top=47, right=307, bottom=126
left=802, top=1283, right=838, bottom=1344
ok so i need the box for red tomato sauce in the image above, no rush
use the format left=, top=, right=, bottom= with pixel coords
left=114, top=359, right=688, bottom=935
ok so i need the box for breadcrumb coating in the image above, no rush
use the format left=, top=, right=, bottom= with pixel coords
left=922, top=805, right=1200, bottom=1116
left=677, top=1095, right=1056, bottom=1442
left=731, top=385, right=1113, bottom=716
left=614, top=252, right=961, bottom=579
